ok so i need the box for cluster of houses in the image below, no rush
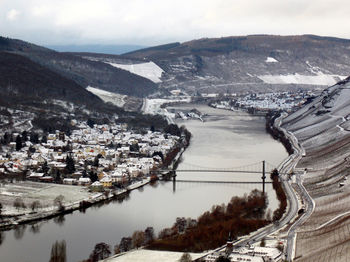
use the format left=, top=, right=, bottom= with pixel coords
left=212, top=90, right=316, bottom=113
left=0, top=122, right=181, bottom=189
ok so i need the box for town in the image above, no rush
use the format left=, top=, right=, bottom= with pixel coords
left=210, top=90, right=318, bottom=113
left=0, top=120, right=188, bottom=226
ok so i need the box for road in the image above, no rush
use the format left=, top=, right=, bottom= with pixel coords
left=233, top=114, right=313, bottom=260
left=275, top=115, right=315, bottom=261
left=285, top=171, right=315, bottom=261
left=192, top=113, right=315, bottom=262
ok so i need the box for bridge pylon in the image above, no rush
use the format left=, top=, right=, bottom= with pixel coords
left=262, top=160, right=266, bottom=194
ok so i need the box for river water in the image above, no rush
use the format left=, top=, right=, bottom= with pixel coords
left=0, top=105, right=288, bottom=262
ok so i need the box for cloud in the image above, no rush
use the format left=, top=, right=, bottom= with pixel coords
left=6, top=9, right=20, bottom=21
left=0, top=0, right=350, bottom=45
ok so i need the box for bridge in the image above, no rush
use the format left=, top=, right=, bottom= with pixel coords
left=154, top=161, right=277, bottom=194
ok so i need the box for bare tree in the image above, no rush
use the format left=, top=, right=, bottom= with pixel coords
left=31, top=200, right=41, bottom=211
left=13, top=198, right=26, bottom=211
left=144, top=227, right=155, bottom=244
left=179, top=253, right=192, bottom=262
left=118, top=237, right=132, bottom=253
left=132, top=230, right=145, bottom=249
left=114, top=244, right=120, bottom=254
left=89, top=242, right=111, bottom=262
left=54, top=195, right=65, bottom=211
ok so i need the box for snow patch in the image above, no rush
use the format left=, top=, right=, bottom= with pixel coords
left=107, top=62, right=164, bottom=83
left=142, top=97, right=191, bottom=124
left=103, top=249, right=204, bottom=262
left=86, top=86, right=126, bottom=108
left=51, top=99, right=75, bottom=112
left=266, top=57, right=278, bottom=63
left=257, top=73, right=347, bottom=86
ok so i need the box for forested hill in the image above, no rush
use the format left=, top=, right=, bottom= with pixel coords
left=0, top=50, right=167, bottom=133
left=0, top=36, right=158, bottom=98
left=0, top=52, right=101, bottom=106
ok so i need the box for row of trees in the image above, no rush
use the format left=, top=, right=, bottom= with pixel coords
left=71, top=188, right=276, bottom=261
left=11, top=195, right=64, bottom=213
left=115, top=226, right=155, bottom=253
left=270, top=169, right=287, bottom=221
left=146, top=189, right=268, bottom=252
left=13, top=198, right=41, bottom=211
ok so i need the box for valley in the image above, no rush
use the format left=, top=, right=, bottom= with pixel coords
left=0, top=33, right=349, bottom=261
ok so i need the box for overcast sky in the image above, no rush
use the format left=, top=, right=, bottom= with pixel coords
left=1, top=0, right=349, bottom=46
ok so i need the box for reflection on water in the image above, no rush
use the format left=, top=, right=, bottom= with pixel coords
left=53, top=215, right=65, bottom=227
left=29, top=224, right=41, bottom=234
left=0, top=105, right=288, bottom=262
left=0, top=231, right=5, bottom=245
left=14, top=225, right=26, bottom=240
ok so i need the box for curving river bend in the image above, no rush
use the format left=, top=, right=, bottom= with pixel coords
left=0, top=104, right=288, bottom=262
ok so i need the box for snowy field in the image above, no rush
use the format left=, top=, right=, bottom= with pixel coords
left=141, top=97, right=191, bottom=124
left=0, top=181, right=94, bottom=215
left=86, top=86, right=126, bottom=107
left=142, top=98, right=191, bottom=115
left=257, top=73, right=346, bottom=86
left=265, top=57, right=278, bottom=63
left=103, top=249, right=204, bottom=262
left=107, top=62, right=164, bottom=83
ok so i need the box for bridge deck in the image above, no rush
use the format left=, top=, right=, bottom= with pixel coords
left=162, top=169, right=265, bottom=174
left=175, top=180, right=272, bottom=184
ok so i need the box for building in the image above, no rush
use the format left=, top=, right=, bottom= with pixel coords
left=100, top=175, right=112, bottom=187
left=206, top=245, right=282, bottom=262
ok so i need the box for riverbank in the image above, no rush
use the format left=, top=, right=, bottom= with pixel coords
left=0, top=178, right=152, bottom=231
left=0, top=123, right=192, bottom=231
left=0, top=104, right=289, bottom=262
left=105, top=108, right=295, bottom=261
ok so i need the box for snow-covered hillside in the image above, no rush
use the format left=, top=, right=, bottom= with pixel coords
left=282, top=77, right=350, bottom=151
left=121, top=35, right=350, bottom=95
left=266, top=57, right=278, bottom=63
left=107, top=62, right=164, bottom=83
left=257, top=73, right=346, bottom=86
left=86, top=86, right=126, bottom=107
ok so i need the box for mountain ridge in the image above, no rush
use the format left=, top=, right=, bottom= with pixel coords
left=0, top=36, right=158, bottom=98
left=117, top=34, right=350, bottom=95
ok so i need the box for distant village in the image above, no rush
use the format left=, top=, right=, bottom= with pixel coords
left=0, top=121, right=183, bottom=191
left=211, top=90, right=317, bottom=113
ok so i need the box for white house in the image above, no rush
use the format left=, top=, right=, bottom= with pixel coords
left=78, top=177, right=91, bottom=186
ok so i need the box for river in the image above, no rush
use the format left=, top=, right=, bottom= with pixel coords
left=0, top=104, right=288, bottom=262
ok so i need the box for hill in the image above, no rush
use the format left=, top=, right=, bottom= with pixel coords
left=0, top=51, right=167, bottom=133
left=0, top=36, right=158, bottom=98
left=120, top=35, right=350, bottom=95
left=0, top=52, right=101, bottom=106
left=282, top=76, right=350, bottom=151
left=46, top=44, right=147, bottom=55
left=281, top=76, right=350, bottom=261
